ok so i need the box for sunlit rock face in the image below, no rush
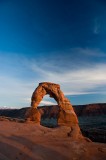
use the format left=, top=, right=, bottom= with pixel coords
left=25, top=82, right=78, bottom=127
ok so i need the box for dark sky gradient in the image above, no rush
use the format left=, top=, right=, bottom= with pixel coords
left=0, top=0, right=106, bottom=107
left=0, top=0, right=106, bottom=53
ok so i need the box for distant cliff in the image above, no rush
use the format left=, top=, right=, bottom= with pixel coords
left=0, top=103, right=106, bottom=118
left=73, top=103, right=106, bottom=116
left=39, top=103, right=106, bottom=118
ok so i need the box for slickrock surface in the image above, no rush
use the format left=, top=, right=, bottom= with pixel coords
left=0, top=104, right=106, bottom=143
left=0, top=121, right=106, bottom=160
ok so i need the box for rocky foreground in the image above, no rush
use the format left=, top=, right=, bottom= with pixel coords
left=0, top=120, right=106, bottom=160
left=0, top=103, right=106, bottom=143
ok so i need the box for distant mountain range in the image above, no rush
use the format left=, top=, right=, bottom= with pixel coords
left=0, top=103, right=106, bottom=119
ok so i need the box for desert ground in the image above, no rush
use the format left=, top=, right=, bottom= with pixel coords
left=0, top=120, right=106, bottom=160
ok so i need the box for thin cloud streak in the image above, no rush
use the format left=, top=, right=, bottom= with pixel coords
left=29, top=62, right=106, bottom=95
left=23, top=97, right=57, bottom=106
left=0, top=48, right=106, bottom=107
left=39, top=100, right=56, bottom=106
left=93, top=18, right=100, bottom=34
left=74, top=48, right=106, bottom=57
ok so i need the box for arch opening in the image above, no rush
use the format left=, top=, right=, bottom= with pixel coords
left=38, top=95, right=57, bottom=107
left=38, top=95, right=59, bottom=128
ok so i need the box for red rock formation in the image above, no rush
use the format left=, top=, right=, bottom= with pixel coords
left=25, top=82, right=83, bottom=140
left=26, top=82, right=78, bottom=127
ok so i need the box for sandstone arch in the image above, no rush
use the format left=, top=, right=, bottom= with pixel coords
left=25, top=82, right=78, bottom=127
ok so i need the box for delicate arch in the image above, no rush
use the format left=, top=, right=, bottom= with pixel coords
left=25, top=82, right=78, bottom=126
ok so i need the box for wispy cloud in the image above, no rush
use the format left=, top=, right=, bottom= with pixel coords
left=0, top=48, right=106, bottom=107
left=29, top=62, right=106, bottom=95
left=93, top=18, right=100, bottom=34
left=22, top=96, right=57, bottom=106
left=39, top=100, right=56, bottom=106
left=19, top=48, right=106, bottom=99
left=73, top=48, right=106, bottom=57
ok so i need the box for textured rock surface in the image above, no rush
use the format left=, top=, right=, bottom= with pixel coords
left=0, top=121, right=106, bottom=160
left=25, top=82, right=78, bottom=127
left=0, top=104, right=106, bottom=142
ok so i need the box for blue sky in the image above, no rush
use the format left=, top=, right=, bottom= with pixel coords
left=0, top=0, right=106, bottom=108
